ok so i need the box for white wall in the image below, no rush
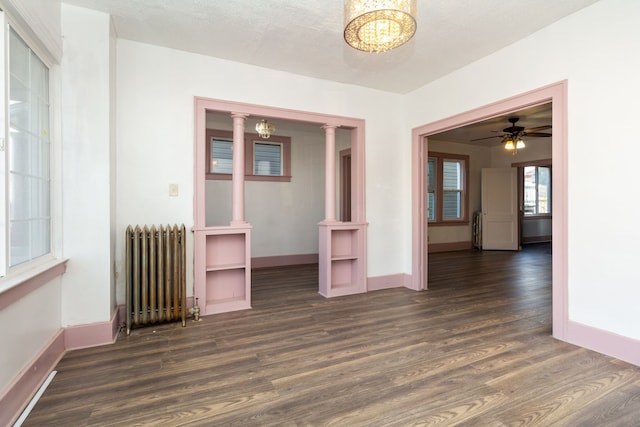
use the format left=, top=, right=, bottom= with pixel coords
left=0, top=0, right=64, bottom=396
left=61, top=4, right=115, bottom=325
left=405, top=0, right=640, bottom=340
left=115, top=39, right=407, bottom=304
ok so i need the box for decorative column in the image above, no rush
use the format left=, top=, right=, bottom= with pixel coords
left=230, top=112, right=249, bottom=225
left=322, top=124, right=338, bottom=222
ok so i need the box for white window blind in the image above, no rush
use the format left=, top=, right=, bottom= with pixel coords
left=254, top=142, right=282, bottom=176
left=210, top=138, right=233, bottom=174
left=442, top=160, right=463, bottom=220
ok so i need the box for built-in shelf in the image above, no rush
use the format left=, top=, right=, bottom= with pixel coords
left=319, top=223, right=367, bottom=298
left=194, top=226, right=252, bottom=315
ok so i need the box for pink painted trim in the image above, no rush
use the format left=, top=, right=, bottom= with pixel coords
left=567, top=321, right=640, bottom=367
left=0, top=330, right=65, bottom=427
left=428, top=241, right=473, bottom=253
left=0, top=260, right=67, bottom=310
left=64, top=309, right=118, bottom=350
left=411, top=81, right=568, bottom=340
left=252, top=254, right=318, bottom=269
left=367, top=273, right=409, bottom=291
left=193, top=97, right=367, bottom=309
left=193, top=97, right=367, bottom=228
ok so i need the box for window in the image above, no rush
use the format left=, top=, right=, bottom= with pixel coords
left=253, top=141, right=282, bottom=176
left=205, top=129, right=291, bottom=182
left=1, top=26, right=52, bottom=272
left=427, top=152, right=469, bottom=224
left=210, top=138, right=233, bottom=174
left=524, top=165, right=551, bottom=216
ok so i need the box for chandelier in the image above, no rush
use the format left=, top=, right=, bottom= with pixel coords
left=255, top=119, right=275, bottom=139
left=344, top=0, right=417, bottom=53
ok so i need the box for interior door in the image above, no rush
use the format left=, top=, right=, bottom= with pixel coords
left=481, top=168, right=518, bottom=250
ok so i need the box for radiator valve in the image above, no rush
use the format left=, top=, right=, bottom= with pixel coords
left=191, top=298, right=201, bottom=322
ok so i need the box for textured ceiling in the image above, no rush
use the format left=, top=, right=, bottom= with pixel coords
left=62, top=0, right=601, bottom=94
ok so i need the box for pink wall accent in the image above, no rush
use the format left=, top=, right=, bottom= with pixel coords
left=567, top=321, right=640, bottom=367
left=0, top=260, right=67, bottom=310
left=64, top=309, right=119, bottom=350
left=367, top=273, right=410, bottom=291
left=428, top=241, right=473, bottom=253
left=193, top=97, right=367, bottom=309
left=411, top=81, right=568, bottom=341
left=0, top=330, right=65, bottom=427
left=252, top=254, right=319, bottom=269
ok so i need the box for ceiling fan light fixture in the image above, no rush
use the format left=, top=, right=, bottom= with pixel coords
left=516, top=139, right=525, bottom=149
left=344, top=0, right=417, bottom=53
left=504, top=139, right=515, bottom=151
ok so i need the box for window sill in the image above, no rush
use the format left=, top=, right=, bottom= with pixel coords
left=0, top=258, right=68, bottom=309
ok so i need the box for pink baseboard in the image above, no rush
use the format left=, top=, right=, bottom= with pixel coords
left=252, top=253, right=318, bottom=269
left=0, top=330, right=65, bottom=427
left=64, top=309, right=119, bottom=350
left=428, top=241, right=473, bottom=253
left=566, top=320, right=640, bottom=367
left=368, top=273, right=410, bottom=291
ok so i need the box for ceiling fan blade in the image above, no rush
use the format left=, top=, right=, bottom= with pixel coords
left=525, top=125, right=552, bottom=133
left=471, top=135, right=503, bottom=141
left=524, top=132, right=552, bottom=137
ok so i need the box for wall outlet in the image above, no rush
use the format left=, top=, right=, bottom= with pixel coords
left=168, top=184, right=179, bottom=197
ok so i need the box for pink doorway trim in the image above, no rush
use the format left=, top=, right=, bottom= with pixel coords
left=411, top=81, right=568, bottom=340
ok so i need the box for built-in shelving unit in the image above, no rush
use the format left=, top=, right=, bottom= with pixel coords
left=194, top=225, right=251, bottom=314
left=319, top=222, right=367, bottom=297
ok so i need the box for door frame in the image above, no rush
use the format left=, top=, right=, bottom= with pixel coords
left=411, top=81, right=568, bottom=340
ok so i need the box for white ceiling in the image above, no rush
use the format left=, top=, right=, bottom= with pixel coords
left=62, top=0, right=601, bottom=94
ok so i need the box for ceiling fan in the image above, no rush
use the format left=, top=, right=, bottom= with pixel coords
left=472, top=117, right=552, bottom=143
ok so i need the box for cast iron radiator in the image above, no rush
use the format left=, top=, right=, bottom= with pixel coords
left=125, top=224, right=187, bottom=335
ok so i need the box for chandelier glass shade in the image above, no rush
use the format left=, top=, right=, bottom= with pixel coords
left=344, top=0, right=417, bottom=53
left=256, top=119, right=275, bottom=139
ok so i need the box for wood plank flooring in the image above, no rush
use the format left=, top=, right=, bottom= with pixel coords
left=25, top=244, right=640, bottom=426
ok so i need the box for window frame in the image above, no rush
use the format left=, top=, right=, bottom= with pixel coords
left=205, top=129, right=291, bottom=182
left=427, top=151, right=470, bottom=226
left=523, top=165, right=552, bottom=217
left=0, top=14, right=58, bottom=279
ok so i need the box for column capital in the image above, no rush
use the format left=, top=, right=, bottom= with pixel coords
left=322, top=124, right=339, bottom=131
left=230, top=112, right=249, bottom=120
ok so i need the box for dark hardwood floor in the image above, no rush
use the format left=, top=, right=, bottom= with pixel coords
left=25, top=244, right=640, bottom=426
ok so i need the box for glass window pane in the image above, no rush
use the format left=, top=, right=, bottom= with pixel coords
left=443, top=192, right=462, bottom=219
left=8, top=28, right=51, bottom=267
left=10, top=221, right=30, bottom=266
left=427, top=158, right=436, bottom=192
left=254, top=142, right=282, bottom=176
left=427, top=192, right=435, bottom=221
left=523, top=166, right=537, bottom=215
left=443, top=160, right=462, bottom=190
left=538, top=167, right=551, bottom=214
left=211, top=139, right=233, bottom=174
